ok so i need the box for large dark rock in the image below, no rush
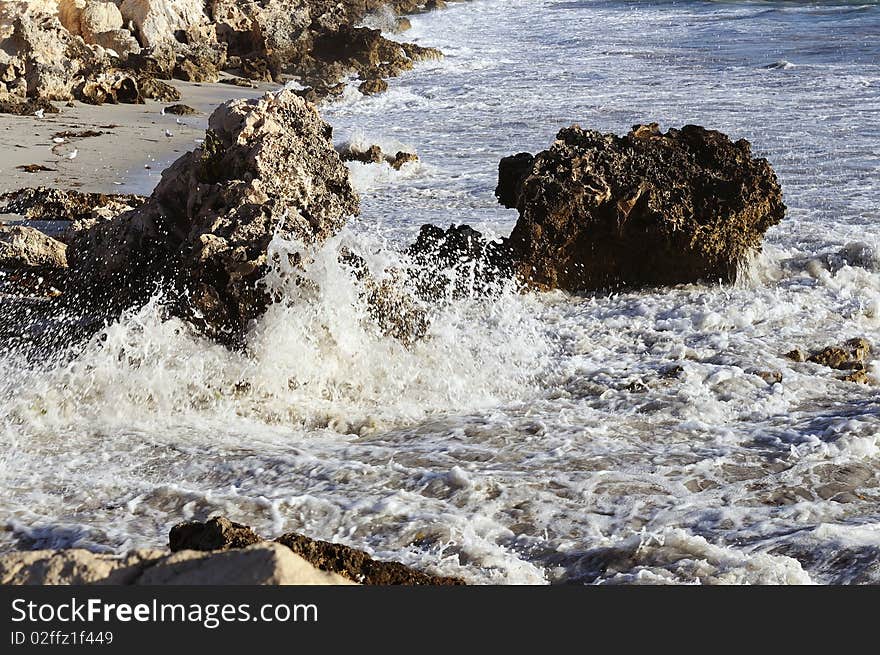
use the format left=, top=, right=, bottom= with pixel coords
left=66, top=89, right=359, bottom=344
left=495, top=152, right=534, bottom=209
left=503, top=123, right=786, bottom=291
left=407, top=223, right=517, bottom=300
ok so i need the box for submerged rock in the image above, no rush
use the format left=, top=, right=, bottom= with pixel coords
left=66, top=89, right=359, bottom=343
left=339, top=142, right=419, bottom=169
left=502, top=123, right=786, bottom=291
left=807, top=338, right=871, bottom=370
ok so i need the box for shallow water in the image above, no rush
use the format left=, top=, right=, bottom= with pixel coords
left=2, top=0, right=880, bottom=584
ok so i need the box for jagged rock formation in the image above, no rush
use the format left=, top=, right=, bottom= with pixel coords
left=502, top=123, right=786, bottom=291
left=0, top=1, right=450, bottom=109
left=169, top=516, right=465, bottom=585
left=65, top=88, right=359, bottom=343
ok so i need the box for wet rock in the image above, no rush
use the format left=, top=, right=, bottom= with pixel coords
left=495, top=152, right=534, bottom=209
left=165, top=516, right=462, bottom=585
left=66, top=89, right=359, bottom=344
left=0, top=186, right=146, bottom=222
left=750, top=369, right=783, bottom=385
left=164, top=103, right=197, bottom=115
left=807, top=338, right=871, bottom=370
left=310, top=24, right=442, bottom=87
left=340, top=143, right=384, bottom=164
left=407, top=223, right=517, bottom=300
left=359, top=77, right=388, bottom=95
left=0, top=225, right=68, bottom=270
left=275, top=532, right=464, bottom=585
left=504, top=123, right=786, bottom=291
left=784, top=348, right=806, bottom=363
left=169, top=516, right=262, bottom=552
left=841, top=369, right=873, bottom=385
left=389, top=150, right=419, bottom=170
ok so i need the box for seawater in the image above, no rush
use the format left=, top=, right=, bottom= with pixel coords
left=2, top=0, right=879, bottom=584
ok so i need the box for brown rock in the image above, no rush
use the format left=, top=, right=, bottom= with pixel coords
left=340, top=143, right=384, bottom=164
left=66, top=89, right=359, bottom=344
left=169, top=516, right=262, bottom=552
left=164, top=103, right=198, bottom=115
left=504, top=124, right=786, bottom=291
left=137, top=75, right=180, bottom=101
left=784, top=348, right=806, bottom=363
left=808, top=338, right=871, bottom=370
left=0, top=186, right=145, bottom=221
left=276, top=532, right=464, bottom=585
left=358, top=77, right=388, bottom=95
left=495, top=152, right=534, bottom=209
left=388, top=150, right=419, bottom=170
left=0, top=95, right=58, bottom=116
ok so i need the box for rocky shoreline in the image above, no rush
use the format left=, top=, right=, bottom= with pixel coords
left=1, top=1, right=876, bottom=587
left=1, top=517, right=463, bottom=584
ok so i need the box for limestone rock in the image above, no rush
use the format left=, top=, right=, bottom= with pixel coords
left=7, top=11, right=106, bottom=100
left=66, top=89, right=359, bottom=343
left=80, top=1, right=124, bottom=42
left=137, top=544, right=354, bottom=585
left=119, top=0, right=207, bottom=48
left=0, top=545, right=354, bottom=585
left=504, top=123, right=786, bottom=291
left=0, top=225, right=68, bottom=269
left=0, top=549, right=163, bottom=585
left=91, top=28, right=141, bottom=58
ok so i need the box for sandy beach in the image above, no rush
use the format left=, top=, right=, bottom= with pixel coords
left=0, top=77, right=274, bottom=199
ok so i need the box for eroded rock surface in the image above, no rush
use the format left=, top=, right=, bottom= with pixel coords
left=0, top=225, right=68, bottom=269
left=502, top=123, right=786, bottom=291
left=168, top=516, right=464, bottom=585
left=66, top=88, right=359, bottom=342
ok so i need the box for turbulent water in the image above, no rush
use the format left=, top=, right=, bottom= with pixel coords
left=3, top=0, right=880, bottom=584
